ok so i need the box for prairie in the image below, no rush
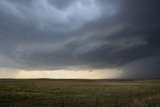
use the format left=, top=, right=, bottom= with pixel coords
left=0, top=79, right=160, bottom=107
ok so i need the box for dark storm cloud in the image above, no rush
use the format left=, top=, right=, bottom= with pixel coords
left=120, top=55, right=160, bottom=79
left=0, top=0, right=160, bottom=78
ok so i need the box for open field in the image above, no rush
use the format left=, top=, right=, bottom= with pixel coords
left=0, top=79, right=160, bottom=107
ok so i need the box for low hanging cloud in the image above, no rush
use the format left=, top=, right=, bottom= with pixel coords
left=121, top=55, right=160, bottom=79
left=0, top=0, right=160, bottom=78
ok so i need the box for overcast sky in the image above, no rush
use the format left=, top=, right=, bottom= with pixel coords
left=0, top=0, right=160, bottom=79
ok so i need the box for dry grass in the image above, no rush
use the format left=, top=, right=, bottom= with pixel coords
left=0, top=79, right=160, bottom=107
left=129, top=94, right=160, bottom=107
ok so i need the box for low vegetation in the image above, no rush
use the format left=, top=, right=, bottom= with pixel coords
left=0, top=79, right=160, bottom=107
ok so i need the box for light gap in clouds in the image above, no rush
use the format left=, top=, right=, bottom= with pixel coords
left=0, top=69, right=120, bottom=79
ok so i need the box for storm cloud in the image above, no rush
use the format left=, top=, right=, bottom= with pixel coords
left=0, top=0, right=160, bottom=78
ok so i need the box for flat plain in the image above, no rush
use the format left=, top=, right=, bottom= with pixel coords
left=0, top=79, right=160, bottom=107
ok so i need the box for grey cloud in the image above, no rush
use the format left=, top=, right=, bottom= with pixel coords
left=48, top=0, right=75, bottom=10
left=0, top=0, right=160, bottom=78
left=121, top=55, right=160, bottom=79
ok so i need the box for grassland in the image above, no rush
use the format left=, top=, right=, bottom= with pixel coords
left=0, top=79, right=160, bottom=107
